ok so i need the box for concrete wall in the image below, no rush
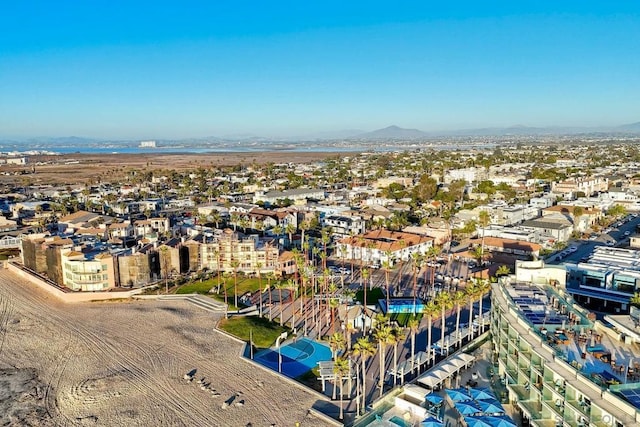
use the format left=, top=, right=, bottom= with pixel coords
left=6, top=261, right=144, bottom=303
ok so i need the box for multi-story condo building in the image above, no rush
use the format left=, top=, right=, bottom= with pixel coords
left=323, top=214, right=366, bottom=237
left=335, top=229, right=433, bottom=267
left=565, top=247, right=640, bottom=314
left=200, top=229, right=280, bottom=275
left=491, top=276, right=640, bottom=427
left=551, top=177, right=609, bottom=199
left=61, top=249, right=116, bottom=291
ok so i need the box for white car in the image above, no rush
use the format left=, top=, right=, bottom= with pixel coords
left=625, top=231, right=631, bottom=236
left=568, top=246, right=578, bottom=253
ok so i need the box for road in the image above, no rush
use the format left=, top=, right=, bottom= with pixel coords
left=548, top=213, right=640, bottom=265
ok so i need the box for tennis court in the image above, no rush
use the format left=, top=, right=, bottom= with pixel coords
left=253, top=337, right=332, bottom=378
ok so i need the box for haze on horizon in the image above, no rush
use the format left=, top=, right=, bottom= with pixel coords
left=1, top=1, right=639, bottom=140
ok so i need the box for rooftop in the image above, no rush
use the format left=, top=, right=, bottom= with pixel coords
left=500, top=279, right=640, bottom=411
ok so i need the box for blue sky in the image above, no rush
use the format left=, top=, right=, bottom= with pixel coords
left=1, top=1, right=639, bottom=139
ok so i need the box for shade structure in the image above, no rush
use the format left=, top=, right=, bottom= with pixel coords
left=414, top=351, right=429, bottom=365
left=451, top=352, right=475, bottom=367
left=421, top=416, right=444, bottom=427
left=426, top=394, right=444, bottom=405
left=446, top=388, right=473, bottom=402
left=476, top=399, right=505, bottom=415
left=418, top=373, right=443, bottom=388
left=469, top=387, right=497, bottom=401
left=455, top=401, right=482, bottom=416
left=439, top=362, right=459, bottom=376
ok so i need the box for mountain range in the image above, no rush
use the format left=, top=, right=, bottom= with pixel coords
left=2, top=122, right=640, bottom=147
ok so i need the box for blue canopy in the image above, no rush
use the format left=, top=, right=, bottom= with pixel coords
left=446, top=388, right=473, bottom=402
left=465, top=415, right=517, bottom=427
left=426, top=394, right=444, bottom=405
left=455, top=401, right=482, bottom=415
left=420, top=416, right=444, bottom=427
left=476, top=399, right=505, bottom=415
left=469, top=387, right=497, bottom=401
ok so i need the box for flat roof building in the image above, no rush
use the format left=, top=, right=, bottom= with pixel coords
left=566, top=247, right=640, bottom=313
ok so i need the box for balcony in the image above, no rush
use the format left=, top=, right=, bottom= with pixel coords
left=519, top=400, right=543, bottom=419
left=565, top=399, right=590, bottom=417
left=508, top=383, right=529, bottom=401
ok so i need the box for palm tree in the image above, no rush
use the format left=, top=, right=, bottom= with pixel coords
left=266, top=272, right=275, bottom=322
left=329, top=332, right=346, bottom=361
left=300, top=220, right=311, bottom=255
left=496, top=264, right=511, bottom=277
left=353, top=337, right=376, bottom=414
left=328, top=332, right=346, bottom=400
left=209, top=210, right=222, bottom=228
left=391, top=326, right=406, bottom=386
left=373, top=324, right=393, bottom=398
left=329, top=297, right=340, bottom=334
left=286, top=279, right=298, bottom=329
left=321, top=227, right=331, bottom=270
left=256, top=261, right=264, bottom=316
left=230, top=259, right=241, bottom=308
left=333, top=357, right=350, bottom=420
left=361, top=267, right=371, bottom=334
left=382, top=258, right=392, bottom=312
left=452, top=290, right=466, bottom=348
left=275, top=280, right=288, bottom=327
left=435, top=291, right=453, bottom=356
left=285, top=222, right=296, bottom=249
left=572, top=205, right=584, bottom=233
left=478, top=209, right=490, bottom=270
left=411, top=252, right=423, bottom=314
left=407, top=315, right=420, bottom=374
left=425, top=245, right=441, bottom=290
left=344, top=320, right=356, bottom=352
left=465, top=281, right=478, bottom=341
left=272, top=224, right=283, bottom=249
left=475, top=279, right=491, bottom=334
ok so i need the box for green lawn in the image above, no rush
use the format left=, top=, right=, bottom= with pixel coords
left=178, top=275, right=287, bottom=300
left=355, top=287, right=384, bottom=305
left=391, top=312, right=423, bottom=327
left=176, top=279, right=216, bottom=294
left=218, top=315, right=290, bottom=348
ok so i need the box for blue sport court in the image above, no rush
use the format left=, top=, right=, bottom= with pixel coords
left=253, top=337, right=332, bottom=378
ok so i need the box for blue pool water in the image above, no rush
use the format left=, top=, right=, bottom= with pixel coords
left=379, top=298, right=425, bottom=314
left=389, top=415, right=411, bottom=427
left=253, top=337, right=332, bottom=378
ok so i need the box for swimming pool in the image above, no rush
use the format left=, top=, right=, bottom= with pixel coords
left=253, top=337, right=332, bottom=378
left=389, top=415, right=411, bottom=427
left=379, top=298, right=425, bottom=314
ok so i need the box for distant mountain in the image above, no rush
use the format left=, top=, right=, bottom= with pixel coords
left=354, top=125, right=429, bottom=139
left=618, top=121, right=640, bottom=132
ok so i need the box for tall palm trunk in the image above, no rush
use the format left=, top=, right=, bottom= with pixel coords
left=440, top=306, right=446, bottom=356
left=455, top=304, right=462, bottom=348
left=279, top=287, right=284, bottom=327
left=427, top=317, right=433, bottom=364
left=378, top=344, right=386, bottom=398
left=361, top=357, right=367, bottom=413
left=393, top=342, right=399, bottom=386
left=468, top=297, right=474, bottom=341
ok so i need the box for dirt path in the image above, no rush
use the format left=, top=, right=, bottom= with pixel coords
left=0, top=269, right=330, bottom=426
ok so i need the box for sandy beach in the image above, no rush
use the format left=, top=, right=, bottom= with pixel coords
left=0, top=269, right=332, bottom=426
